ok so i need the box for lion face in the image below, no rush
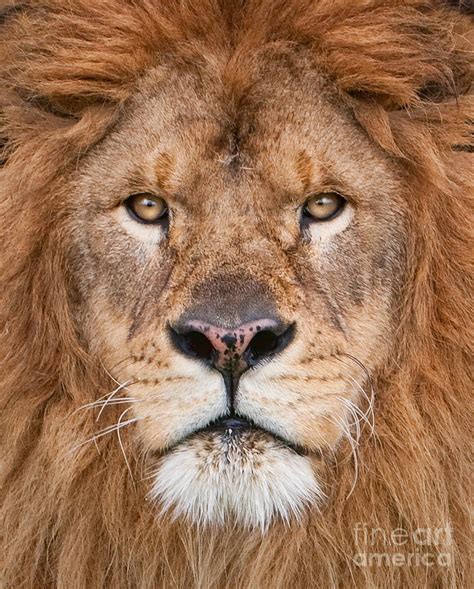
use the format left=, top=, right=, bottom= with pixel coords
left=70, top=51, right=407, bottom=530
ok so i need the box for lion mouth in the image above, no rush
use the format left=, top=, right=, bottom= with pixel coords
left=204, top=415, right=252, bottom=433
left=175, top=413, right=306, bottom=456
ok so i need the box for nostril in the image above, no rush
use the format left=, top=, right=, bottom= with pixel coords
left=245, top=324, right=295, bottom=367
left=173, top=330, right=215, bottom=363
left=246, top=330, right=279, bottom=362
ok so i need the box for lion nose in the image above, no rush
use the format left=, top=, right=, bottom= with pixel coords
left=169, top=318, right=294, bottom=375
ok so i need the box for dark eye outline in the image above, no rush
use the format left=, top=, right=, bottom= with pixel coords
left=302, top=192, right=347, bottom=222
left=124, top=193, right=169, bottom=225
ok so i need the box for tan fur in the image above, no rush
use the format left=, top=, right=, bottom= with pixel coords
left=1, top=1, right=473, bottom=587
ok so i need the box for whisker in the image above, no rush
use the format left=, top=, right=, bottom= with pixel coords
left=73, top=397, right=140, bottom=413
left=71, top=417, right=142, bottom=452
left=320, top=353, right=377, bottom=499
left=336, top=394, right=374, bottom=438
left=321, top=413, right=360, bottom=499
left=116, top=406, right=135, bottom=482
left=96, top=380, right=138, bottom=422
left=109, top=354, right=135, bottom=373
left=100, top=360, right=123, bottom=387
left=339, top=354, right=375, bottom=395
left=345, top=373, right=375, bottom=423
left=67, top=386, right=139, bottom=432
left=336, top=355, right=376, bottom=437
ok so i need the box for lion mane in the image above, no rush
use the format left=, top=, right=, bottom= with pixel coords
left=0, top=1, right=472, bottom=587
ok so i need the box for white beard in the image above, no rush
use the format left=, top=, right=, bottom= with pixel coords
left=150, top=428, right=323, bottom=531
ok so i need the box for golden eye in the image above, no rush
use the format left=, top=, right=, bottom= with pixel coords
left=304, top=192, right=346, bottom=221
left=125, top=194, right=168, bottom=224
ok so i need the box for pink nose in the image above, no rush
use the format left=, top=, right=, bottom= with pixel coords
left=169, top=318, right=294, bottom=374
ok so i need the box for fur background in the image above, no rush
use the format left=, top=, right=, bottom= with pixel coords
left=0, top=1, right=472, bottom=587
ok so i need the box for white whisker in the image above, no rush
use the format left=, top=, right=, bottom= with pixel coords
left=116, top=406, right=135, bottom=482
left=71, top=417, right=141, bottom=452
left=96, top=380, right=137, bottom=422
left=336, top=395, right=374, bottom=437
left=322, top=412, right=360, bottom=499
left=100, top=360, right=123, bottom=387
left=73, top=397, right=139, bottom=413
left=344, top=375, right=375, bottom=433
left=68, top=379, right=138, bottom=420
left=336, top=355, right=376, bottom=438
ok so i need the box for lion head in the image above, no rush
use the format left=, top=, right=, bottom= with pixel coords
left=1, top=1, right=472, bottom=587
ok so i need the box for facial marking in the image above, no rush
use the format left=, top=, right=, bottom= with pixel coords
left=294, top=149, right=313, bottom=190
left=154, top=151, right=175, bottom=192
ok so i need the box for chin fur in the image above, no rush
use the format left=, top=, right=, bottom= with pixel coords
left=149, top=429, right=323, bottom=531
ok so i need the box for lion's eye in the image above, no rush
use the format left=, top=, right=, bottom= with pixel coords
left=125, top=194, right=168, bottom=224
left=303, top=192, right=346, bottom=221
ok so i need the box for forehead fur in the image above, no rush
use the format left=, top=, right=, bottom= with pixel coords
left=2, top=3, right=473, bottom=232
left=0, top=0, right=471, bottom=182
left=1, top=1, right=471, bottom=111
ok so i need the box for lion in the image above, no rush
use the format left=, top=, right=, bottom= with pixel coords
left=0, top=0, right=472, bottom=587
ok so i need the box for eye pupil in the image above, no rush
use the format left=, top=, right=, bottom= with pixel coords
left=125, top=194, right=168, bottom=224
left=304, top=192, right=346, bottom=221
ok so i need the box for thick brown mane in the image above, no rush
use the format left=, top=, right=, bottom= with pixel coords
left=1, top=1, right=472, bottom=587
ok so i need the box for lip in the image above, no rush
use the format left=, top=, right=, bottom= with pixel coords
left=205, top=416, right=252, bottom=431
left=169, top=412, right=306, bottom=456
